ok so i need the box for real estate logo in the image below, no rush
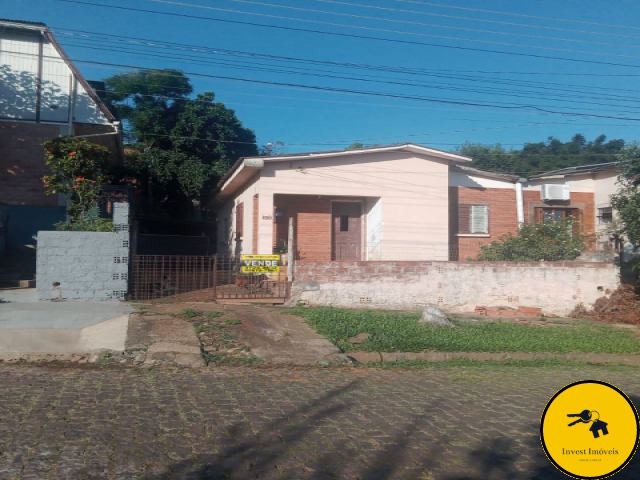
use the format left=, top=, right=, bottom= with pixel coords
left=540, top=380, right=639, bottom=479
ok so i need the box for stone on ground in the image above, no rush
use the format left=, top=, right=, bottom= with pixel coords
left=420, top=306, right=454, bottom=327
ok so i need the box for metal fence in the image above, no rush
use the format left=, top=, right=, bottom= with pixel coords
left=130, top=255, right=289, bottom=302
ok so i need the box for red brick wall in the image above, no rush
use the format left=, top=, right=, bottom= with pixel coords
left=0, top=122, right=61, bottom=206
left=450, top=186, right=518, bottom=259
left=523, top=190, right=596, bottom=248
left=274, top=195, right=367, bottom=261
left=274, top=194, right=333, bottom=261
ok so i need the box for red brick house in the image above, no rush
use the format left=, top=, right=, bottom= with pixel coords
left=0, top=19, right=123, bottom=249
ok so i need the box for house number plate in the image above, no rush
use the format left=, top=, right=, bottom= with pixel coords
left=262, top=215, right=273, bottom=220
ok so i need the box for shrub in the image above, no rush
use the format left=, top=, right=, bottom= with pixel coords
left=476, top=219, right=589, bottom=261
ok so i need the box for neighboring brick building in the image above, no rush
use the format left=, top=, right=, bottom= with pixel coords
left=0, top=19, right=123, bottom=249
left=213, top=143, right=606, bottom=262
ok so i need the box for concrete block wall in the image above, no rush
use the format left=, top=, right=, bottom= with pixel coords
left=291, top=261, right=620, bottom=316
left=36, top=203, right=130, bottom=301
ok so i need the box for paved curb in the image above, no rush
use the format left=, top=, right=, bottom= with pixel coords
left=347, top=351, right=640, bottom=364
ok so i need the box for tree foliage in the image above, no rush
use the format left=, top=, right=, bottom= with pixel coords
left=475, top=219, right=588, bottom=261
left=459, top=134, right=624, bottom=176
left=610, top=143, right=640, bottom=246
left=104, top=70, right=258, bottom=218
left=42, top=136, right=111, bottom=222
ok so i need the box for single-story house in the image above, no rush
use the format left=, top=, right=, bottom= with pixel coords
left=213, top=143, right=618, bottom=261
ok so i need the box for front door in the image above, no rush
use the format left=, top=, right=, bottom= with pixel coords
left=332, top=202, right=362, bottom=261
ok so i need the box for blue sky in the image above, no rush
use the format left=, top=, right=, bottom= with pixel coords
left=5, top=0, right=640, bottom=153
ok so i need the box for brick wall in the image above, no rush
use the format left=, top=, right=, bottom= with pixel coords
left=0, top=122, right=61, bottom=206
left=450, top=186, right=518, bottom=259
left=524, top=190, right=596, bottom=247
left=273, top=194, right=334, bottom=261
left=291, top=260, right=619, bottom=316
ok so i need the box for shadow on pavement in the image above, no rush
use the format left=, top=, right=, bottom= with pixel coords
left=143, top=388, right=640, bottom=480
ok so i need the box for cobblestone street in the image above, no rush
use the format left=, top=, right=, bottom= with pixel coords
left=1, top=364, right=640, bottom=479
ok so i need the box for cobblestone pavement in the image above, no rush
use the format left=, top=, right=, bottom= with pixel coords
left=1, top=364, right=640, bottom=479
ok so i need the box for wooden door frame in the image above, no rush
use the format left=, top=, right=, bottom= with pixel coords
left=330, top=199, right=365, bottom=261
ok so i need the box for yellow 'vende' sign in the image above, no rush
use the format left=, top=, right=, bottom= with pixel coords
left=240, top=254, right=281, bottom=273
left=540, top=380, right=639, bottom=479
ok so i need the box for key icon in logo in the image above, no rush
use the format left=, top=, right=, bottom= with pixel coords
left=567, top=410, right=609, bottom=438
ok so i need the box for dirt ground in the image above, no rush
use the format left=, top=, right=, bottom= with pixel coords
left=571, top=284, right=640, bottom=325
left=130, top=302, right=347, bottom=366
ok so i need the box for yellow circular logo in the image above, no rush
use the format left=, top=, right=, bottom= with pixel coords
left=540, top=380, right=639, bottom=479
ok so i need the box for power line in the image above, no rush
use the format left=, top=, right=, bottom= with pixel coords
left=52, top=27, right=640, bottom=78
left=52, top=40, right=640, bottom=111
left=313, top=0, right=640, bottom=41
left=55, top=0, right=640, bottom=70
left=150, top=0, right=640, bottom=60
left=53, top=29, right=640, bottom=102
left=398, top=0, right=640, bottom=31
left=228, top=0, right=640, bottom=49
left=9, top=47, right=640, bottom=120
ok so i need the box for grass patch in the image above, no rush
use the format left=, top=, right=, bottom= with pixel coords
left=194, top=322, right=224, bottom=334
left=181, top=308, right=201, bottom=318
left=290, top=307, right=640, bottom=354
left=225, top=318, right=242, bottom=325
left=206, top=311, right=223, bottom=319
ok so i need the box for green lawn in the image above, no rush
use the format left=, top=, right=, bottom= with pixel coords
left=289, top=307, right=640, bottom=354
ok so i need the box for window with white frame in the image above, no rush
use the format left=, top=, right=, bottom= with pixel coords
left=458, top=204, right=489, bottom=234
left=598, top=207, right=613, bottom=225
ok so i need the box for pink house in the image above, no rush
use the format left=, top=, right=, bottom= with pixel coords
left=213, top=144, right=610, bottom=261
left=213, top=144, right=471, bottom=261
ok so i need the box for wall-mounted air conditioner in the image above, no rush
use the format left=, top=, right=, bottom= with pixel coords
left=541, top=184, right=570, bottom=201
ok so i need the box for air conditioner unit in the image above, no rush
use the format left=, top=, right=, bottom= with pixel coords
left=541, top=184, right=570, bottom=201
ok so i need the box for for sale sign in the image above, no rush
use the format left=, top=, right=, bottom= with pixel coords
left=240, top=254, right=281, bottom=273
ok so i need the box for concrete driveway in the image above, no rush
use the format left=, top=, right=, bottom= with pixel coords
left=0, top=289, right=132, bottom=354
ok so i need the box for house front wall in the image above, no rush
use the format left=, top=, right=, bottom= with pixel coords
left=449, top=172, right=518, bottom=259
left=263, top=151, right=450, bottom=260
left=226, top=151, right=451, bottom=260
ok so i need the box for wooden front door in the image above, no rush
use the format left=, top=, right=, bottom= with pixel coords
left=332, top=202, right=362, bottom=261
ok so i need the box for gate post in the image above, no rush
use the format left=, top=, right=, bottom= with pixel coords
left=287, top=217, right=294, bottom=282
left=212, top=254, right=218, bottom=300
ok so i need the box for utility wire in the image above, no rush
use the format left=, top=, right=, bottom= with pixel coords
left=149, top=0, right=640, bottom=60
left=52, top=26, right=640, bottom=78
left=313, top=0, right=640, bottom=41
left=53, top=31, right=640, bottom=103
left=55, top=0, right=640, bottom=70
left=398, top=0, right=640, bottom=31
left=8, top=47, right=640, bottom=119
left=228, top=0, right=640, bottom=48
left=51, top=40, right=640, bottom=110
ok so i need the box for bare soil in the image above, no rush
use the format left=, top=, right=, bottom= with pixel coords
left=571, top=284, right=640, bottom=325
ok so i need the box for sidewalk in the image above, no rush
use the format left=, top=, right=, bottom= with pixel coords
left=0, top=288, right=132, bottom=356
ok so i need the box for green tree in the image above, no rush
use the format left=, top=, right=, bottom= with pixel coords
left=42, top=136, right=111, bottom=223
left=459, top=135, right=625, bottom=176
left=346, top=142, right=364, bottom=150
left=476, top=219, right=588, bottom=261
left=104, top=69, right=258, bottom=218
left=610, top=143, right=640, bottom=246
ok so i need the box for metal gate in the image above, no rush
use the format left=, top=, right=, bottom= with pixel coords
left=130, top=255, right=289, bottom=302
